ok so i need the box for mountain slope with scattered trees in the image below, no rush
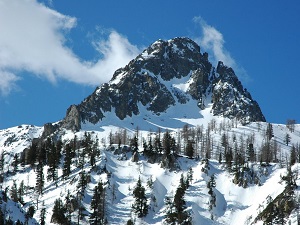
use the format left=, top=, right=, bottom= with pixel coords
left=0, top=119, right=299, bottom=224
left=0, top=37, right=298, bottom=224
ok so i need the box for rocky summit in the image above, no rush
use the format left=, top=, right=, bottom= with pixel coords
left=61, top=37, right=265, bottom=131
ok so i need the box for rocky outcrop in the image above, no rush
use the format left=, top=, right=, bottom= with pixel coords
left=212, top=62, right=265, bottom=124
left=61, top=105, right=81, bottom=131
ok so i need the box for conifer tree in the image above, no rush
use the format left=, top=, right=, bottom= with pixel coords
left=36, top=163, right=44, bottom=195
left=285, top=133, right=291, bottom=146
left=10, top=180, right=18, bottom=202
left=163, top=130, right=172, bottom=155
left=290, top=145, right=297, bottom=166
left=89, top=181, right=106, bottom=225
left=165, top=174, right=191, bottom=224
left=207, top=174, right=217, bottom=220
left=12, top=153, right=19, bottom=173
left=77, top=170, right=87, bottom=222
left=0, top=152, right=4, bottom=174
left=90, top=138, right=99, bottom=167
left=132, top=176, right=148, bottom=217
left=218, top=152, right=222, bottom=164
left=130, top=135, right=139, bottom=152
left=154, top=130, right=162, bottom=153
left=266, top=123, right=274, bottom=141
left=40, top=201, right=46, bottom=225
left=27, top=143, right=37, bottom=166
left=51, top=198, right=67, bottom=225
left=18, top=180, right=25, bottom=204
left=247, top=143, right=255, bottom=162
left=187, top=167, right=193, bottom=186
left=37, top=144, right=47, bottom=165
left=47, top=140, right=58, bottom=184
left=185, top=141, right=194, bottom=158
left=63, top=144, right=72, bottom=178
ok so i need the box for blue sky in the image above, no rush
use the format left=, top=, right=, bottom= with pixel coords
left=0, top=0, right=300, bottom=129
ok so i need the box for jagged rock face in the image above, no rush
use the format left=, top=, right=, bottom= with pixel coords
left=61, top=37, right=265, bottom=130
left=212, top=62, right=266, bottom=124
left=63, top=105, right=81, bottom=131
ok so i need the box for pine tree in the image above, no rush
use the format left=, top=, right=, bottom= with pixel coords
left=90, top=139, right=99, bottom=167
left=10, top=180, right=18, bottom=202
left=154, top=130, right=162, bottom=153
left=27, top=205, right=35, bottom=218
left=218, top=152, right=222, bottom=164
left=78, top=148, right=85, bottom=170
left=47, top=140, right=58, bottom=184
left=266, top=123, right=274, bottom=141
left=77, top=171, right=88, bottom=194
left=36, top=163, right=44, bottom=195
left=132, top=176, right=148, bottom=217
left=89, top=181, right=106, bottom=225
left=18, top=180, right=25, bottom=204
left=163, top=130, right=172, bottom=155
left=40, top=201, right=46, bottom=225
left=225, top=148, right=233, bottom=169
left=290, top=145, right=297, bottom=166
left=12, top=153, right=19, bottom=173
left=165, top=196, right=177, bottom=225
left=63, top=144, right=72, bottom=178
left=51, top=198, right=67, bottom=225
left=27, top=143, right=37, bottom=166
left=185, top=141, right=194, bottom=158
left=247, top=143, right=255, bottom=162
left=130, top=135, right=139, bottom=152
left=207, top=174, right=217, bottom=220
left=37, top=144, right=47, bottom=165
left=166, top=180, right=191, bottom=225
left=187, top=167, right=193, bottom=185
left=77, top=170, right=87, bottom=223
left=0, top=152, right=4, bottom=174
left=285, top=133, right=291, bottom=146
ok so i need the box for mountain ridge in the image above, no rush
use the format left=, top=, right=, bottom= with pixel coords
left=60, top=37, right=265, bottom=132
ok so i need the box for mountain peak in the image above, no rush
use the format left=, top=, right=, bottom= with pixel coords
left=60, top=37, right=265, bottom=131
left=145, top=37, right=201, bottom=57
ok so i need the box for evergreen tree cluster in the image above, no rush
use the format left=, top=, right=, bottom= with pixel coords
left=132, top=177, right=148, bottom=218
left=165, top=174, right=192, bottom=225
left=90, top=180, right=106, bottom=225
left=207, top=174, right=216, bottom=220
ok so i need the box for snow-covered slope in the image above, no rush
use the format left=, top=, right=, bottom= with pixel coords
left=0, top=120, right=299, bottom=224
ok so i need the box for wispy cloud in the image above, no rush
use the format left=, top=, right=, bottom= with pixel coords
left=0, top=0, right=140, bottom=95
left=0, top=70, right=20, bottom=96
left=193, top=16, right=249, bottom=82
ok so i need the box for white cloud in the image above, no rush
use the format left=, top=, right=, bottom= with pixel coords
left=0, top=0, right=140, bottom=95
left=90, top=30, right=140, bottom=82
left=0, top=70, right=20, bottom=95
left=193, top=17, right=249, bottom=82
